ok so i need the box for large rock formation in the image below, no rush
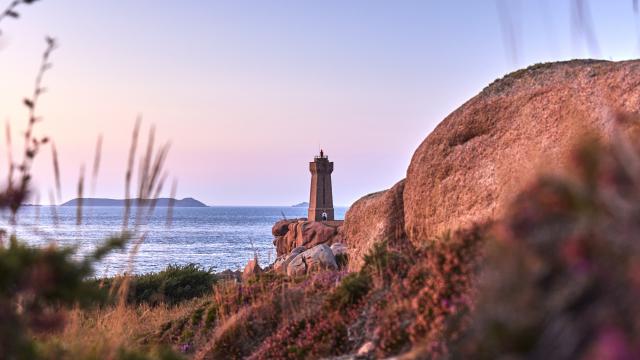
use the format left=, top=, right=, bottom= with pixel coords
left=273, top=246, right=305, bottom=274
left=272, top=219, right=343, bottom=256
left=338, top=60, right=640, bottom=255
left=330, top=243, right=347, bottom=257
left=286, top=244, right=338, bottom=276
left=343, top=179, right=405, bottom=270
left=403, top=60, right=640, bottom=245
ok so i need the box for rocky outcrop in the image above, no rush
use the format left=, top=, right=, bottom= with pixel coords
left=297, top=221, right=343, bottom=249
left=287, top=254, right=307, bottom=277
left=272, top=219, right=294, bottom=237
left=286, top=244, right=338, bottom=276
left=272, top=219, right=343, bottom=256
left=343, top=179, right=405, bottom=270
left=330, top=243, right=347, bottom=257
left=303, top=244, right=338, bottom=273
left=242, top=256, right=262, bottom=280
left=274, top=243, right=347, bottom=275
left=272, top=219, right=298, bottom=255
left=403, top=60, right=640, bottom=245
left=273, top=246, right=305, bottom=274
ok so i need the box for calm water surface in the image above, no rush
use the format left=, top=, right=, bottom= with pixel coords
left=1, top=206, right=347, bottom=276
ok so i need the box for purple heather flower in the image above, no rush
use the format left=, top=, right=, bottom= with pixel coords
left=180, top=343, right=192, bottom=353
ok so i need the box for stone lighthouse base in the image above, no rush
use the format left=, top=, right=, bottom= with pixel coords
left=271, top=218, right=344, bottom=257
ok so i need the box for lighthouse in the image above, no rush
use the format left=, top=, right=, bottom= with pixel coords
left=308, top=150, right=334, bottom=221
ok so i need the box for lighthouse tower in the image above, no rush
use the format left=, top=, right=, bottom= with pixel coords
left=308, top=150, right=334, bottom=221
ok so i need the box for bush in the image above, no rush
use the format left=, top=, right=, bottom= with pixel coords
left=0, top=233, right=129, bottom=358
left=335, top=253, right=348, bottom=269
left=326, top=272, right=371, bottom=312
left=362, top=240, right=412, bottom=286
left=122, top=264, right=216, bottom=306
left=191, top=307, right=205, bottom=326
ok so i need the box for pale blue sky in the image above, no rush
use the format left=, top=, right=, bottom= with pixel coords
left=0, top=1, right=638, bottom=205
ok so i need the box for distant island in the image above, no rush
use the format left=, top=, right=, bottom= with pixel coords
left=292, top=202, right=309, bottom=207
left=60, top=197, right=207, bottom=207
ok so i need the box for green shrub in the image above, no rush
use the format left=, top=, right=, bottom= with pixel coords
left=180, top=328, right=194, bottom=342
left=191, top=307, right=204, bottom=326
left=205, top=305, right=218, bottom=329
left=335, top=253, right=348, bottom=269
left=326, top=272, right=372, bottom=311
left=105, top=264, right=216, bottom=306
left=362, top=241, right=390, bottom=270
left=362, top=240, right=411, bottom=286
left=362, top=239, right=408, bottom=272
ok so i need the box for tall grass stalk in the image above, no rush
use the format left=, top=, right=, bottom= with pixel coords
left=123, top=117, right=141, bottom=230
left=75, top=165, right=84, bottom=225
left=50, top=140, right=61, bottom=202
left=90, top=134, right=102, bottom=196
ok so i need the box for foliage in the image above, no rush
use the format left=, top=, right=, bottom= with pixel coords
left=334, top=253, right=348, bottom=269
left=0, top=230, right=131, bottom=357
left=326, top=271, right=371, bottom=312
left=349, top=227, right=487, bottom=358
left=251, top=309, right=354, bottom=359
left=361, top=239, right=412, bottom=286
left=105, top=264, right=217, bottom=306
left=246, top=271, right=354, bottom=360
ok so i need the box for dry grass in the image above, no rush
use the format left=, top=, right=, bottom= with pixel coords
left=51, top=300, right=200, bottom=358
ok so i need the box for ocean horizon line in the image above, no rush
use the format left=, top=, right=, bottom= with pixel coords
left=21, top=204, right=351, bottom=208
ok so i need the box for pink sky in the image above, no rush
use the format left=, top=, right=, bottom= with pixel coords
left=0, top=1, right=637, bottom=205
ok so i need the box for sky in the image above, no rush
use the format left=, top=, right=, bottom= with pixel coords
left=0, top=0, right=638, bottom=206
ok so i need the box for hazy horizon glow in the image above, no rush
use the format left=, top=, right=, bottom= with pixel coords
left=0, top=1, right=638, bottom=206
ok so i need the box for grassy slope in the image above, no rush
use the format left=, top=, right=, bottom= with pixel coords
left=41, top=226, right=485, bottom=359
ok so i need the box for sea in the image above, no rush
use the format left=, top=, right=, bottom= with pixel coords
left=0, top=206, right=347, bottom=277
